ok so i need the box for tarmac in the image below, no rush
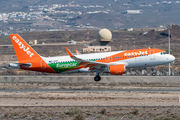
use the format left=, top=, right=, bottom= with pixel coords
left=0, top=75, right=180, bottom=84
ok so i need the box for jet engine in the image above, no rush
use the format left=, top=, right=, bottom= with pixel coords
left=109, top=64, right=126, bottom=75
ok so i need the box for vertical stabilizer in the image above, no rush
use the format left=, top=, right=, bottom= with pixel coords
left=9, top=34, right=39, bottom=62
left=9, top=34, right=55, bottom=73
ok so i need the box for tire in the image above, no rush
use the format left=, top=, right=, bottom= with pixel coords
left=94, top=76, right=101, bottom=81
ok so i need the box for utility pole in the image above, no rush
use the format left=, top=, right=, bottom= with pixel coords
left=87, top=29, right=89, bottom=41
left=167, top=24, right=172, bottom=76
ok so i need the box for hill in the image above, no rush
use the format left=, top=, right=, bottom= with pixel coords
left=0, top=0, right=180, bottom=31
left=1, top=25, right=180, bottom=57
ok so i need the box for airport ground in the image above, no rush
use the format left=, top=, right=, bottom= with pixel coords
left=0, top=76, right=180, bottom=119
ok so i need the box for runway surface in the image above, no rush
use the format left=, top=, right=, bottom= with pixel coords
left=0, top=106, right=180, bottom=108
left=0, top=88, right=180, bottom=92
left=1, top=75, right=180, bottom=84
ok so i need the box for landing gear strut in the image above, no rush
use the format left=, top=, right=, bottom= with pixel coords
left=151, top=66, right=156, bottom=76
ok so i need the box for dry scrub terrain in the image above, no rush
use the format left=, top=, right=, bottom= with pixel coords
left=0, top=91, right=180, bottom=120
left=0, top=76, right=180, bottom=119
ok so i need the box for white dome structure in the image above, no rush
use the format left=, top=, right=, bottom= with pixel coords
left=98, top=28, right=112, bottom=46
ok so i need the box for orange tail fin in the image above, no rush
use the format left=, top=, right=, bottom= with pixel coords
left=9, top=34, right=55, bottom=73
left=9, top=34, right=39, bottom=62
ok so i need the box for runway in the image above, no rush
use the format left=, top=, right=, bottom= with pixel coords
left=0, top=88, right=180, bottom=92
left=0, top=106, right=179, bottom=108
left=1, top=75, right=180, bottom=84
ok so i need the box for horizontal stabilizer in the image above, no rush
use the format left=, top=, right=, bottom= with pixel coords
left=9, top=62, right=32, bottom=68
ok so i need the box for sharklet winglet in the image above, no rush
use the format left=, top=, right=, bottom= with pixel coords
left=75, top=49, right=80, bottom=55
left=65, top=47, right=74, bottom=58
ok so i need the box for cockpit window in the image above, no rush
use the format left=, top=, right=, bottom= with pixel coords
left=161, top=52, right=168, bottom=55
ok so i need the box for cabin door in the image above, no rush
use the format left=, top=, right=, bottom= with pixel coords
left=41, top=60, right=46, bottom=69
left=149, top=50, right=155, bottom=60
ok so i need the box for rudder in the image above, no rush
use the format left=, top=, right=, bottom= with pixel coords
left=9, top=34, right=55, bottom=73
left=9, top=34, right=40, bottom=61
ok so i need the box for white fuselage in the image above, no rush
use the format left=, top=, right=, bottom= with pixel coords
left=43, top=50, right=175, bottom=73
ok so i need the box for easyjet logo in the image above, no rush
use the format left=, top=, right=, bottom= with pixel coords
left=124, top=51, right=148, bottom=56
left=12, top=36, right=34, bottom=58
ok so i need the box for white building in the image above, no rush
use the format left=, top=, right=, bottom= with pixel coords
left=67, top=40, right=76, bottom=44
left=83, top=46, right=111, bottom=53
left=127, top=28, right=133, bottom=31
left=10, top=14, right=17, bottom=18
left=123, top=10, right=142, bottom=14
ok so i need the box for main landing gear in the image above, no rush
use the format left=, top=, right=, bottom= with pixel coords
left=94, top=72, right=101, bottom=81
left=94, top=75, right=101, bottom=81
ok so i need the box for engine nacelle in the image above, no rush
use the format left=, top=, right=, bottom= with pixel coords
left=109, top=64, right=126, bottom=75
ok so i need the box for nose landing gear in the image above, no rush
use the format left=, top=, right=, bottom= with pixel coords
left=151, top=66, right=156, bottom=76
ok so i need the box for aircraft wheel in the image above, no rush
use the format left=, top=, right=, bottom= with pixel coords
left=152, top=72, right=156, bottom=76
left=94, top=76, right=101, bottom=81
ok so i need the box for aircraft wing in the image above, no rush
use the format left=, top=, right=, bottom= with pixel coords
left=65, top=47, right=128, bottom=72
left=65, top=47, right=107, bottom=67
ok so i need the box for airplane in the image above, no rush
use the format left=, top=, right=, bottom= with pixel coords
left=9, top=34, right=175, bottom=81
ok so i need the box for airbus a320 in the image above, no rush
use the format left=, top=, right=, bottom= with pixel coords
left=9, top=34, right=175, bottom=81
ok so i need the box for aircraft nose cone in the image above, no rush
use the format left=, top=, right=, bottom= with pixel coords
left=172, top=55, right=175, bottom=61
left=170, top=55, right=175, bottom=62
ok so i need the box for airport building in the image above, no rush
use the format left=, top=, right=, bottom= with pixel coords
left=67, top=40, right=76, bottom=44
left=29, top=40, right=37, bottom=45
left=83, top=46, right=111, bottom=52
left=83, top=28, right=112, bottom=53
